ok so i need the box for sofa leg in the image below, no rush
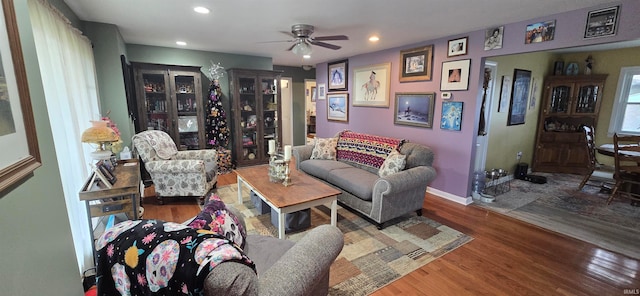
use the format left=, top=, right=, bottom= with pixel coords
left=157, top=195, right=164, bottom=205
left=198, top=196, right=205, bottom=205
left=416, top=209, right=423, bottom=216
left=376, top=222, right=386, bottom=230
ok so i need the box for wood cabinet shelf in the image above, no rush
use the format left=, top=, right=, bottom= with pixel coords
left=532, top=74, right=607, bottom=174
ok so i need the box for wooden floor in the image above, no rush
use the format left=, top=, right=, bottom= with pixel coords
left=142, top=171, right=640, bottom=295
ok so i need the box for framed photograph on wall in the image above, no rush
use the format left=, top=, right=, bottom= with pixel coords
left=498, top=76, right=511, bottom=112
left=508, top=69, right=532, bottom=126
left=440, top=101, right=463, bottom=131
left=317, top=83, right=326, bottom=100
left=353, top=62, right=391, bottom=107
left=484, top=26, right=504, bottom=50
left=399, top=45, right=433, bottom=82
left=328, top=60, right=348, bottom=91
left=525, top=20, right=556, bottom=44
left=584, top=6, right=619, bottom=39
left=440, top=59, right=471, bottom=91
left=311, top=86, right=317, bottom=102
left=394, top=92, right=435, bottom=128
left=447, top=37, right=468, bottom=57
left=327, top=93, right=349, bottom=122
left=0, top=0, right=41, bottom=192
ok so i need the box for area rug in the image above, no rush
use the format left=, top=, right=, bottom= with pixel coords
left=213, top=184, right=473, bottom=296
left=474, top=173, right=640, bottom=259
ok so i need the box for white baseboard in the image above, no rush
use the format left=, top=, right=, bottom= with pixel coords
left=427, top=187, right=473, bottom=205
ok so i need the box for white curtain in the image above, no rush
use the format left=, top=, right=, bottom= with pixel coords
left=28, top=0, right=101, bottom=273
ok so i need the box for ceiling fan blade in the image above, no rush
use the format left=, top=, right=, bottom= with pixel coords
left=280, top=31, right=296, bottom=38
left=258, top=39, right=295, bottom=44
left=310, top=40, right=341, bottom=50
left=286, top=43, right=297, bottom=51
left=312, top=35, right=349, bottom=41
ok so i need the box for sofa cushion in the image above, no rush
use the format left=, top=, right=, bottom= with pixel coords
left=300, top=159, right=354, bottom=180
left=326, top=167, right=378, bottom=201
left=310, top=137, right=338, bottom=160
left=336, top=131, right=404, bottom=172
left=378, top=150, right=406, bottom=177
left=244, top=234, right=295, bottom=276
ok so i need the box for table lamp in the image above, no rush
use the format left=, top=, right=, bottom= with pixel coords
left=81, top=120, right=119, bottom=187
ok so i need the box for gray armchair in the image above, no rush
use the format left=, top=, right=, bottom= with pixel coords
left=132, top=130, right=217, bottom=204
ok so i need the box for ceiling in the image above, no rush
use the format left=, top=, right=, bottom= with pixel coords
left=64, top=0, right=621, bottom=67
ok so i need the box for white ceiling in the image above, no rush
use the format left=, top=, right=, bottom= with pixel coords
left=64, top=0, right=620, bottom=67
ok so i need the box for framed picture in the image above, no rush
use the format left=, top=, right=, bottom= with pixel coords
left=447, top=37, right=468, bottom=57
left=97, top=161, right=117, bottom=185
left=399, top=45, right=433, bottom=82
left=525, top=20, right=556, bottom=44
left=440, top=101, right=463, bottom=131
left=508, top=69, right=532, bottom=126
left=328, top=59, right=348, bottom=91
left=584, top=6, right=619, bottom=39
left=353, top=62, right=391, bottom=107
left=498, top=76, right=511, bottom=113
left=440, top=59, right=471, bottom=91
left=327, top=93, right=349, bottom=122
left=394, top=92, right=435, bottom=128
left=317, top=83, right=326, bottom=100
left=484, top=26, right=504, bottom=50
left=0, top=0, right=41, bottom=192
left=311, top=86, right=317, bottom=102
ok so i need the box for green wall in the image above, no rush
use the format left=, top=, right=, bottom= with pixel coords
left=274, top=65, right=316, bottom=146
left=484, top=51, right=554, bottom=172
left=484, top=47, right=640, bottom=171
left=0, top=0, right=84, bottom=295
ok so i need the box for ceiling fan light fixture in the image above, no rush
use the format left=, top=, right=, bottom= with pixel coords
left=303, top=54, right=311, bottom=59
left=292, top=41, right=312, bottom=56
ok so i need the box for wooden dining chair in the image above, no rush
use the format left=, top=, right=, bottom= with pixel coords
left=607, top=133, right=640, bottom=205
left=578, top=125, right=614, bottom=191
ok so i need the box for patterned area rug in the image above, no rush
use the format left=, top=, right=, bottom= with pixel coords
left=475, top=173, right=640, bottom=259
left=213, top=184, right=472, bottom=296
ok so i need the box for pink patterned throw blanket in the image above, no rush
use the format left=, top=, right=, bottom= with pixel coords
left=336, top=131, right=404, bottom=170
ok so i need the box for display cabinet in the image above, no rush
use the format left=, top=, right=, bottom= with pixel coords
left=228, top=68, right=282, bottom=167
left=532, top=74, right=607, bottom=174
left=132, top=62, right=205, bottom=150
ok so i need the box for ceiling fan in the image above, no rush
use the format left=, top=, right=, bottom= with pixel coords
left=267, top=24, right=348, bottom=55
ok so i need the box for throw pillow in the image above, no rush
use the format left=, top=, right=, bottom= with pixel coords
left=188, top=193, right=247, bottom=249
left=378, top=149, right=406, bottom=177
left=310, top=137, right=338, bottom=160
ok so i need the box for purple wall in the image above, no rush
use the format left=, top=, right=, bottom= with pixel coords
left=315, top=0, right=640, bottom=200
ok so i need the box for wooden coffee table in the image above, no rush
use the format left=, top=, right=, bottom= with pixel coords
left=235, top=164, right=341, bottom=239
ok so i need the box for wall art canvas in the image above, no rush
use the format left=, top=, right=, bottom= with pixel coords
left=498, top=76, right=511, bottom=112
left=317, top=83, right=326, bottom=100
left=328, top=60, right=348, bottom=91
left=394, top=92, right=435, bottom=128
left=525, top=20, right=555, bottom=44
left=508, top=69, right=532, bottom=126
left=440, top=59, right=471, bottom=91
left=353, top=63, right=391, bottom=107
left=584, top=6, right=619, bottom=39
left=327, top=92, right=349, bottom=122
left=399, top=45, right=433, bottom=82
left=440, top=101, right=463, bottom=131
left=484, top=26, right=504, bottom=50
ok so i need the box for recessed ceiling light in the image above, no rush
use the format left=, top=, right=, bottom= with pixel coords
left=194, top=7, right=210, bottom=14
left=369, top=36, right=380, bottom=42
left=176, top=41, right=187, bottom=46
left=303, top=54, right=311, bottom=59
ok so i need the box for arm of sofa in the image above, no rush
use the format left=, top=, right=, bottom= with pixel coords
left=292, top=144, right=314, bottom=170
left=370, top=166, right=437, bottom=221
left=145, top=159, right=206, bottom=174
left=258, top=225, right=344, bottom=296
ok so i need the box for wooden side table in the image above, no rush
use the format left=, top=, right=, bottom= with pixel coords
left=79, top=159, right=140, bottom=262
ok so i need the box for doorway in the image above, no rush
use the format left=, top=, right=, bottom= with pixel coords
left=474, top=61, right=497, bottom=173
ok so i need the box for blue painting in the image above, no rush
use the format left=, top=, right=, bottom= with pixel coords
left=441, top=101, right=463, bottom=131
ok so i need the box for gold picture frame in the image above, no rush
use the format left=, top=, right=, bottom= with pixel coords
left=0, top=0, right=41, bottom=192
left=399, top=45, right=433, bottom=82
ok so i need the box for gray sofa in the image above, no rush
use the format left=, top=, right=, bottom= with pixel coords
left=204, top=207, right=344, bottom=296
left=293, top=138, right=437, bottom=229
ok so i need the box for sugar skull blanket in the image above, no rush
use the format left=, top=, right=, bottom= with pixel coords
left=96, top=219, right=255, bottom=295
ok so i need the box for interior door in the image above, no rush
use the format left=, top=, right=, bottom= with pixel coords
left=280, top=77, right=293, bottom=146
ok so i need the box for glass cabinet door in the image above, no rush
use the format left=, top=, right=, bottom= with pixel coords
left=548, top=85, right=571, bottom=114
left=573, top=84, right=600, bottom=114
left=261, top=78, right=278, bottom=159
left=174, top=74, right=199, bottom=150
left=143, top=73, right=169, bottom=132
left=239, top=77, right=258, bottom=162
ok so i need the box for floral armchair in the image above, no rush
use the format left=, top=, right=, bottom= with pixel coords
left=132, top=130, right=217, bottom=204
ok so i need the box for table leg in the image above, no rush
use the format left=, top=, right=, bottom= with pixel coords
left=330, top=199, right=337, bottom=226
left=237, top=176, right=243, bottom=204
left=278, top=212, right=286, bottom=239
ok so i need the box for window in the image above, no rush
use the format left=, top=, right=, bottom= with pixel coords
left=609, top=66, right=640, bottom=136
